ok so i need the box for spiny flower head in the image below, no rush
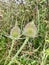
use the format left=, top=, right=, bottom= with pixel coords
left=23, top=21, right=37, bottom=38
left=10, top=26, right=21, bottom=40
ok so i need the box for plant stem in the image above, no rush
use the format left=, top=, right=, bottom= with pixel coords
left=4, top=40, right=15, bottom=65
left=35, top=0, right=40, bottom=32
left=9, top=40, right=15, bottom=56
left=40, top=49, right=47, bottom=65
left=8, top=37, right=29, bottom=65
left=40, top=42, right=48, bottom=65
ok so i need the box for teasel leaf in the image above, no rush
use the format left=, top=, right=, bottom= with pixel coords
left=23, top=21, right=37, bottom=38
left=10, top=26, right=21, bottom=40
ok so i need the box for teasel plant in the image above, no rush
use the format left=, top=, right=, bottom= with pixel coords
left=7, top=20, right=38, bottom=65
left=4, top=21, right=21, bottom=65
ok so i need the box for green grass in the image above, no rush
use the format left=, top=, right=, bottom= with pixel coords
left=0, top=0, right=49, bottom=65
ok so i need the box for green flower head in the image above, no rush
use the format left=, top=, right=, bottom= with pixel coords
left=23, top=21, right=37, bottom=38
left=10, top=26, right=21, bottom=40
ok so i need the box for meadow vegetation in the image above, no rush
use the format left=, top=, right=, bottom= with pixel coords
left=0, top=0, right=49, bottom=65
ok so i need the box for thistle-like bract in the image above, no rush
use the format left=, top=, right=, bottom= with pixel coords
left=23, top=21, right=37, bottom=38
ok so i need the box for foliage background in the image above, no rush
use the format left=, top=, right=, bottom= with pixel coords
left=0, top=0, right=49, bottom=65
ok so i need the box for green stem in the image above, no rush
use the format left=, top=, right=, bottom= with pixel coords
left=4, top=40, right=15, bottom=65
left=8, top=37, right=29, bottom=65
left=41, top=53, right=47, bottom=65
left=9, top=40, right=15, bottom=56
left=40, top=44, right=48, bottom=65
left=36, top=0, right=40, bottom=32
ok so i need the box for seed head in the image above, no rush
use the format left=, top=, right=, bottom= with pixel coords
left=23, top=21, right=37, bottom=38
left=10, top=26, right=20, bottom=40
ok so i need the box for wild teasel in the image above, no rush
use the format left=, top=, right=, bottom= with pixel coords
left=23, top=21, right=37, bottom=38
left=4, top=25, right=21, bottom=65
left=10, top=26, right=21, bottom=40
left=7, top=21, right=38, bottom=65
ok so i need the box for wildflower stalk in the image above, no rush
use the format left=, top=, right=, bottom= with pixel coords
left=8, top=37, right=29, bottom=65
left=4, top=21, right=21, bottom=65
left=9, top=40, right=15, bottom=56
left=4, top=40, right=15, bottom=65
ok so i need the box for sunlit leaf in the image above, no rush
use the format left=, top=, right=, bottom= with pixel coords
left=45, top=48, right=49, bottom=56
left=45, top=40, right=49, bottom=43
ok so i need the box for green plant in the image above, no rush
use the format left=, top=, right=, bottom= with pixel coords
left=7, top=21, right=37, bottom=65
left=0, top=0, right=49, bottom=65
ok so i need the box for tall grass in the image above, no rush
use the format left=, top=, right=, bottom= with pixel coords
left=0, top=0, right=49, bottom=65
